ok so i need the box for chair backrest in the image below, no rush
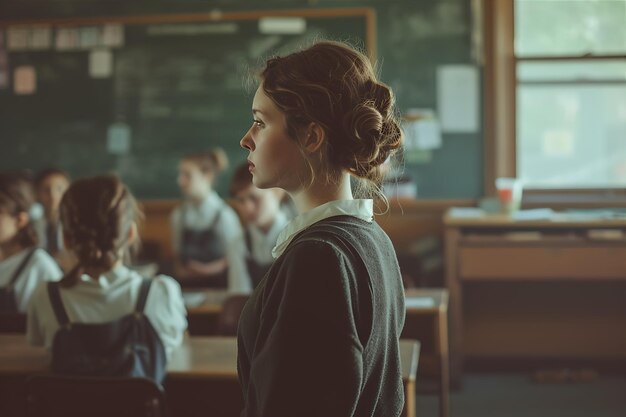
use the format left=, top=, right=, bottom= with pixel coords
left=26, top=375, right=167, bottom=417
left=216, top=295, right=249, bottom=336
left=0, top=312, right=27, bottom=333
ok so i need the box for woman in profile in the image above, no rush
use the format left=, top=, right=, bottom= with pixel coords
left=237, top=41, right=406, bottom=417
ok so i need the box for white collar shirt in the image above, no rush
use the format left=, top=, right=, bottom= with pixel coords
left=272, top=199, right=373, bottom=259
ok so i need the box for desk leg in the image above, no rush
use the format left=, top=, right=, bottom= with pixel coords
left=405, top=379, right=416, bottom=417
left=445, top=227, right=463, bottom=387
left=438, top=307, right=450, bottom=417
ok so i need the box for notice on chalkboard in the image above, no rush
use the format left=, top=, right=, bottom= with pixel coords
left=7, top=28, right=28, bottom=51
left=107, top=122, right=131, bottom=154
left=89, top=49, right=113, bottom=78
left=14, top=66, right=36, bottom=95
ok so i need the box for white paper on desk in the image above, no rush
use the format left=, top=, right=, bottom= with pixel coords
left=405, top=297, right=436, bottom=309
left=14, top=66, right=36, bottom=95
left=437, top=65, right=479, bottom=133
left=89, top=49, right=113, bottom=78
left=512, top=208, right=554, bottom=221
left=182, top=292, right=209, bottom=308
left=448, top=207, right=485, bottom=218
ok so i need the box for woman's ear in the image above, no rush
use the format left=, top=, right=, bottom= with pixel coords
left=302, top=123, right=326, bottom=154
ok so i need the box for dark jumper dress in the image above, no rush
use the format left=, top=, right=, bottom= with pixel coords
left=237, top=216, right=406, bottom=417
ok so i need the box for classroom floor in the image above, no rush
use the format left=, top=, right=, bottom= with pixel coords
left=415, top=372, right=626, bottom=417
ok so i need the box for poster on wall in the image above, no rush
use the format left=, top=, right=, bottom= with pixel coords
left=14, top=66, right=37, bottom=95
left=436, top=65, right=479, bottom=133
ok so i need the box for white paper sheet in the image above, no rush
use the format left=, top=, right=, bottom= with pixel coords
left=437, top=65, right=479, bottom=133
left=14, top=66, right=36, bottom=95
left=89, top=49, right=113, bottom=78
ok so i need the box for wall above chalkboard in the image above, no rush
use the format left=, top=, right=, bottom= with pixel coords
left=0, top=8, right=374, bottom=198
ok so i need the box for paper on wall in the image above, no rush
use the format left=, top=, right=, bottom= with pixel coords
left=56, top=28, right=80, bottom=50
left=107, top=122, right=131, bottom=154
left=403, top=109, right=442, bottom=151
left=102, top=24, right=125, bottom=48
left=89, top=49, right=113, bottom=78
left=29, top=27, right=52, bottom=50
left=437, top=65, right=479, bottom=133
left=7, top=27, right=29, bottom=51
left=79, top=27, right=100, bottom=49
left=14, top=66, right=36, bottom=95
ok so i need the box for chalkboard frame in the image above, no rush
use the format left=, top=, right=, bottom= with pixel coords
left=0, top=7, right=377, bottom=61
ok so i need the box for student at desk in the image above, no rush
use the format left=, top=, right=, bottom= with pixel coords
left=237, top=41, right=406, bottom=417
left=171, top=149, right=247, bottom=291
left=0, top=173, right=61, bottom=313
left=229, top=162, right=290, bottom=289
left=32, top=168, right=74, bottom=272
left=32, top=168, right=70, bottom=257
left=27, top=176, right=186, bottom=369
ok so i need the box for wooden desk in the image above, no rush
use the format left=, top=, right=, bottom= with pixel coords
left=444, top=211, right=626, bottom=384
left=403, top=289, right=449, bottom=417
left=0, top=335, right=419, bottom=417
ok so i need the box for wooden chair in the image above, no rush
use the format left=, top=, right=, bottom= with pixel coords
left=215, top=295, right=249, bottom=336
left=25, top=375, right=167, bottom=417
left=0, top=313, right=27, bottom=333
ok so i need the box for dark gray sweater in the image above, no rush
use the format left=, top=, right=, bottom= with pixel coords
left=237, top=215, right=405, bottom=417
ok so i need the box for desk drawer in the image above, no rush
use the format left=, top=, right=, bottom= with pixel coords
left=459, top=245, right=626, bottom=280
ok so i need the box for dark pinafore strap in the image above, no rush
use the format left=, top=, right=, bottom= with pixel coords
left=134, top=279, right=153, bottom=313
left=5, top=248, right=37, bottom=290
left=47, top=282, right=70, bottom=327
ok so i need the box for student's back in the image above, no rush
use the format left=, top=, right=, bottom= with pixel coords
left=28, top=266, right=186, bottom=358
left=27, top=175, right=186, bottom=381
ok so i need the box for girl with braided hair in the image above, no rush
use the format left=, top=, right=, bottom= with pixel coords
left=0, top=173, right=61, bottom=313
left=27, top=175, right=187, bottom=365
left=237, top=41, right=406, bottom=416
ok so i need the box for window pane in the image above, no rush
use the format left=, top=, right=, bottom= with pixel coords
left=518, top=60, right=626, bottom=82
left=517, top=84, right=626, bottom=188
left=515, top=0, right=626, bottom=56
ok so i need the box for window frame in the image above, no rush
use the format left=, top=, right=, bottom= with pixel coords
left=483, top=0, right=626, bottom=207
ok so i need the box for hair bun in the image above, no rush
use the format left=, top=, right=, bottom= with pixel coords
left=363, top=80, right=393, bottom=119
left=339, top=83, right=403, bottom=179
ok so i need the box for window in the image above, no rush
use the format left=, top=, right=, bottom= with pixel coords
left=484, top=0, right=626, bottom=202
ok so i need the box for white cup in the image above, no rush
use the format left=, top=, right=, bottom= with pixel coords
left=495, top=177, right=523, bottom=214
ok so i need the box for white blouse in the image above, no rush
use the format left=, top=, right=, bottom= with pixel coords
left=272, top=199, right=374, bottom=258
left=27, top=265, right=187, bottom=358
left=227, top=210, right=290, bottom=294
left=0, top=248, right=62, bottom=312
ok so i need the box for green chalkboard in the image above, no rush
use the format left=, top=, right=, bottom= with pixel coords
left=0, top=11, right=370, bottom=198
left=1, top=1, right=485, bottom=199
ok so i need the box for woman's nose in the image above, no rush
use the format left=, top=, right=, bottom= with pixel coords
left=240, top=128, right=254, bottom=151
